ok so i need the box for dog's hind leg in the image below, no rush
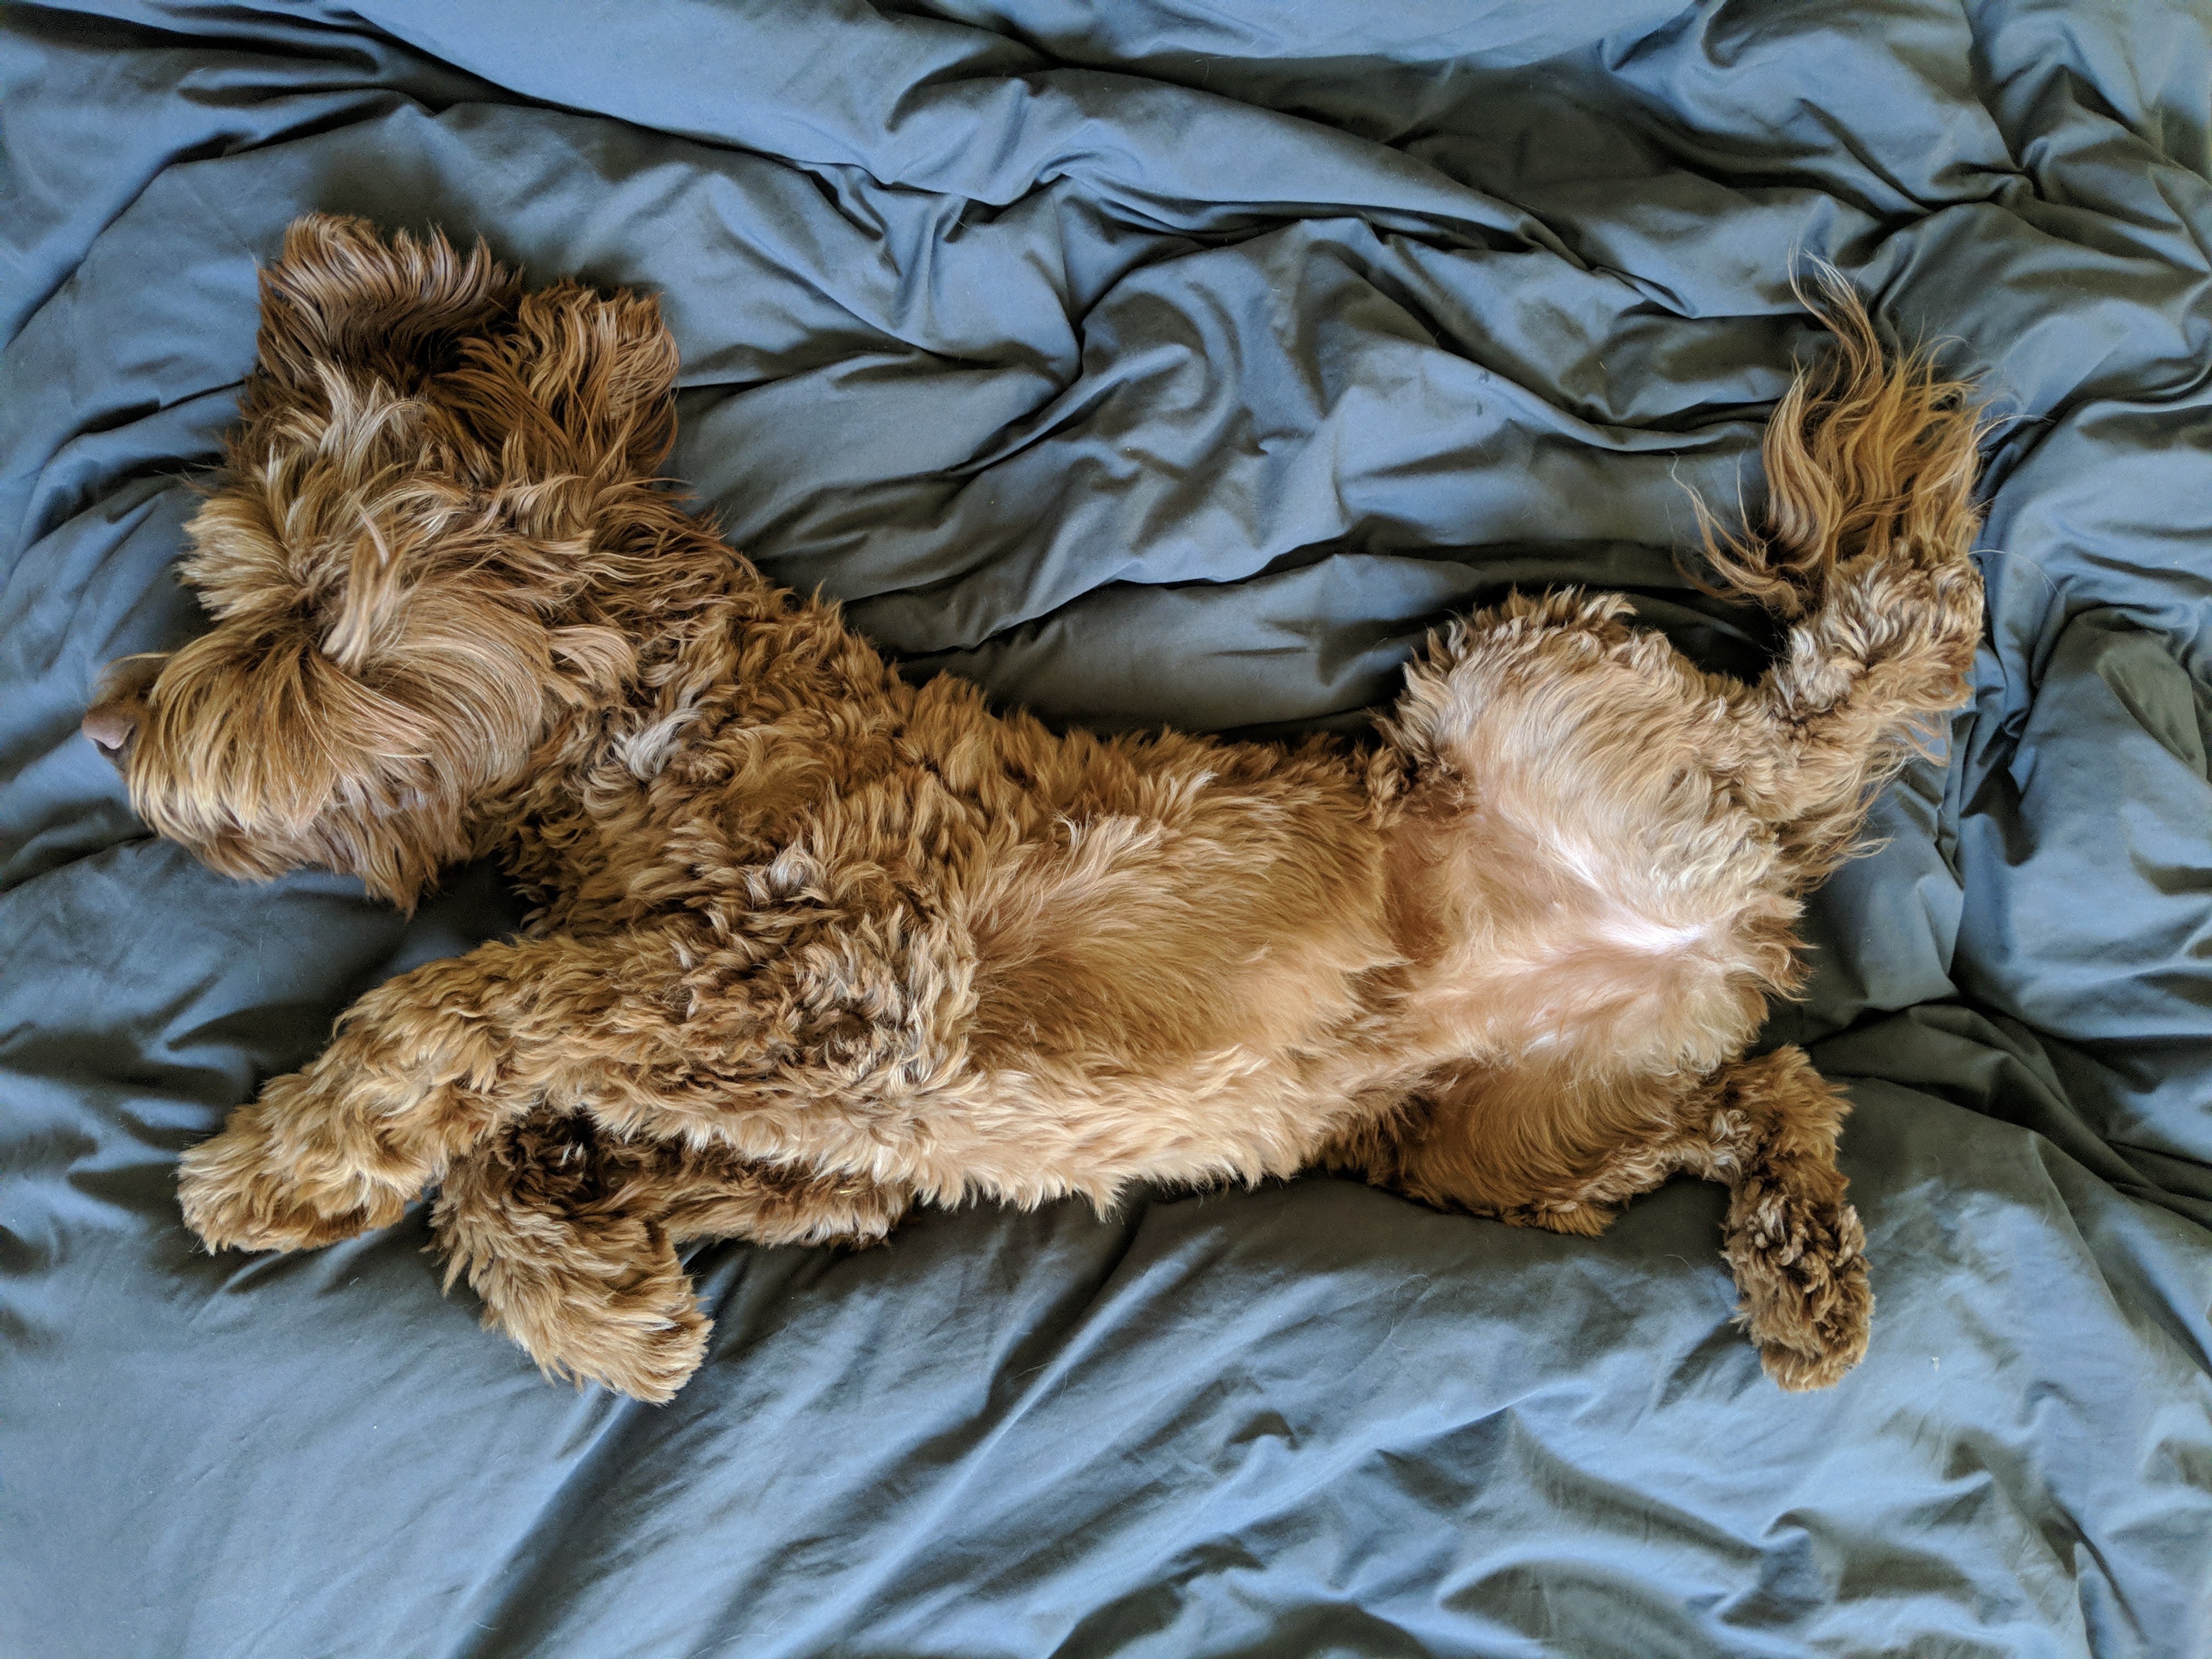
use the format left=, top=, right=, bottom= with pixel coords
left=433, top=1113, right=911, bottom=1402
left=1336, top=1046, right=1869, bottom=1389
left=1571, top=1048, right=1871, bottom=1391
left=1668, top=1047, right=1871, bottom=1391
left=1329, top=1064, right=1692, bottom=1242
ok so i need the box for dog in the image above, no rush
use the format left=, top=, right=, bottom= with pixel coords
left=83, top=216, right=1987, bottom=1402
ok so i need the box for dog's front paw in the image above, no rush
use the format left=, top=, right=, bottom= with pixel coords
left=554, top=1306, right=713, bottom=1406
left=484, top=1282, right=711, bottom=1406
left=178, top=1097, right=409, bottom=1253
left=1724, top=1176, right=1872, bottom=1392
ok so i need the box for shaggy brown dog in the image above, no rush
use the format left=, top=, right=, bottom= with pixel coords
left=86, top=216, right=1987, bottom=1402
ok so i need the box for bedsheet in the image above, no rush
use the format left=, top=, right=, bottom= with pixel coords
left=2, top=3, right=2209, bottom=1655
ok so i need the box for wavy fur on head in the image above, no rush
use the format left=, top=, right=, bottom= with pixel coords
left=103, top=217, right=652, bottom=904
left=95, top=216, right=1988, bottom=1402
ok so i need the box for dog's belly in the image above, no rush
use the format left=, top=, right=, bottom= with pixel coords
left=962, top=813, right=1386, bottom=1064
left=610, top=710, right=1407, bottom=1206
left=925, top=805, right=1403, bottom=1202
left=680, top=775, right=1398, bottom=1204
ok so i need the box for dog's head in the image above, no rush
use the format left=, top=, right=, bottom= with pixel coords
left=84, top=215, right=674, bottom=906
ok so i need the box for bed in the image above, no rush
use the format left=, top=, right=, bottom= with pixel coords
left=3, top=2, right=2209, bottom=1654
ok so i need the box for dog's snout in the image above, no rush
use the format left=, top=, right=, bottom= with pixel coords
left=82, top=705, right=138, bottom=755
left=84, top=653, right=165, bottom=767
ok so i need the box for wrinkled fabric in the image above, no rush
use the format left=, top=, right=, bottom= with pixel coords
left=2, top=3, right=2209, bottom=1656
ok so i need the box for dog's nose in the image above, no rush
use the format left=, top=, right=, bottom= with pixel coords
left=82, top=705, right=137, bottom=757
left=84, top=654, right=165, bottom=764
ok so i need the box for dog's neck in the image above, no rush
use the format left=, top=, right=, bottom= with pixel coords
left=475, top=498, right=906, bottom=921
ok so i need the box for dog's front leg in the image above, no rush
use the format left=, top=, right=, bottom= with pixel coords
left=431, top=1111, right=913, bottom=1402
left=178, top=934, right=606, bottom=1254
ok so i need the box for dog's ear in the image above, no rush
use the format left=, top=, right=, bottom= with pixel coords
left=244, top=214, right=521, bottom=419
left=449, top=279, right=680, bottom=485
left=240, top=212, right=677, bottom=496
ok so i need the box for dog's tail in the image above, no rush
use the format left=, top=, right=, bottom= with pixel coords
left=1689, top=273, right=1991, bottom=881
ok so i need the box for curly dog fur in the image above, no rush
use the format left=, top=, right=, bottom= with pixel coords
left=85, top=216, right=1987, bottom=1402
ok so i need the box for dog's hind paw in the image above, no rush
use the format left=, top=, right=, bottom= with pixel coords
left=1717, top=1153, right=1873, bottom=1391
left=1723, top=1176, right=1872, bottom=1392
left=1494, top=1195, right=1620, bottom=1238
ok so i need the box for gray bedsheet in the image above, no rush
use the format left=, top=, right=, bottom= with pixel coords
left=3, top=3, right=2209, bottom=1655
